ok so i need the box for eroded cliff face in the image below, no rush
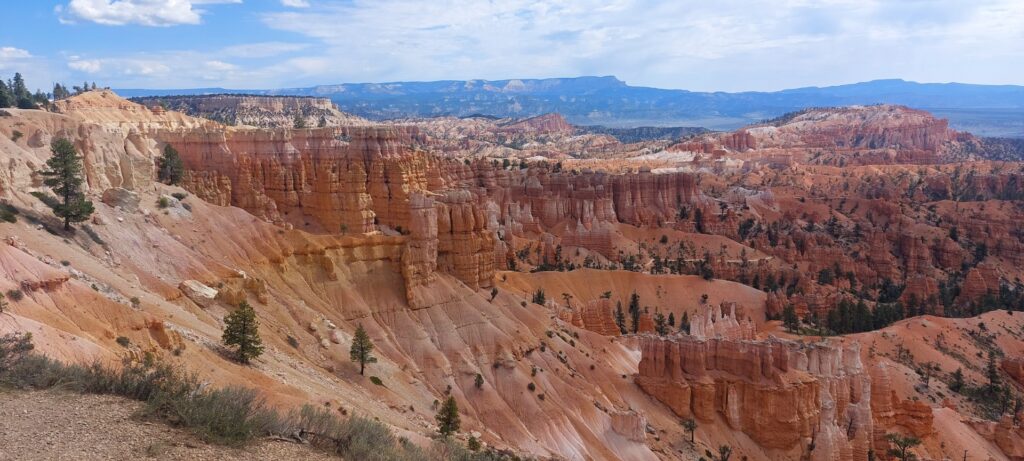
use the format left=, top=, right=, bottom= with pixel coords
left=156, top=121, right=705, bottom=307
left=129, top=94, right=370, bottom=128
left=637, top=335, right=873, bottom=460
left=671, top=105, right=972, bottom=165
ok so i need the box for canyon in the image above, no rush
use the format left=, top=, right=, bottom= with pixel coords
left=1, top=90, right=1024, bottom=460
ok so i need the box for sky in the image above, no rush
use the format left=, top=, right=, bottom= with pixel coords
left=0, top=0, right=1021, bottom=92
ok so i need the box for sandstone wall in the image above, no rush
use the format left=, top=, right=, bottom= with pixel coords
left=636, top=335, right=873, bottom=461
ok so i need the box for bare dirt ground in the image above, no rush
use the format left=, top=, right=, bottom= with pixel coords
left=0, top=389, right=335, bottom=461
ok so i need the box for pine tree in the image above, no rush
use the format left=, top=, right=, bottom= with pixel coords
left=293, top=114, right=307, bottom=129
left=654, top=311, right=668, bottom=335
left=668, top=312, right=676, bottom=327
left=629, top=291, right=641, bottom=333
left=317, top=115, right=327, bottom=128
left=38, top=138, right=94, bottom=230
left=222, top=300, right=264, bottom=364
left=694, top=208, right=705, bottom=233
left=0, top=80, right=11, bottom=108
left=350, top=323, right=377, bottom=375
left=885, top=433, right=921, bottom=461
left=474, top=373, right=484, bottom=389
left=614, top=301, right=627, bottom=334
left=157, top=144, right=185, bottom=185
left=950, top=368, right=965, bottom=392
left=12, top=73, right=33, bottom=109
left=988, top=350, right=1002, bottom=395
left=682, top=418, right=697, bottom=444
left=436, top=395, right=460, bottom=437
left=782, top=304, right=799, bottom=333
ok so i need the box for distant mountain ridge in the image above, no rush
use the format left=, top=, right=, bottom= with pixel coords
left=116, top=77, right=1024, bottom=137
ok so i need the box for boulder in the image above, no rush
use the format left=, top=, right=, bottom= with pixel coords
left=101, top=187, right=140, bottom=212
left=178, top=280, right=218, bottom=308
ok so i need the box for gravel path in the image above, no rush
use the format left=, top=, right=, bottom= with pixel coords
left=0, top=389, right=336, bottom=461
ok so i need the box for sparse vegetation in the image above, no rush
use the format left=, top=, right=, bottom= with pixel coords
left=5, top=289, right=23, bottom=302
left=1, top=332, right=512, bottom=459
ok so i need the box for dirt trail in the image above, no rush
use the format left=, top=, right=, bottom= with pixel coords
left=0, top=390, right=334, bottom=461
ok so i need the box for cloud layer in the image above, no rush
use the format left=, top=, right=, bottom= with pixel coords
left=31, top=0, right=1024, bottom=90
left=58, top=0, right=240, bottom=26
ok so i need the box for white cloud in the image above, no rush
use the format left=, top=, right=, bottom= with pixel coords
left=253, top=0, right=1024, bottom=91
left=0, top=47, right=32, bottom=59
left=68, top=59, right=103, bottom=73
left=58, top=0, right=241, bottom=27
left=281, top=0, right=309, bottom=8
left=46, top=0, right=1024, bottom=91
left=221, top=42, right=309, bottom=58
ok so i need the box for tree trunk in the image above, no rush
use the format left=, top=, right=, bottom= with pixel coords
left=360, top=360, right=365, bottom=375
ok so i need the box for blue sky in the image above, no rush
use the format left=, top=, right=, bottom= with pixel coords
left=0, top=1, right=1021, bottom=92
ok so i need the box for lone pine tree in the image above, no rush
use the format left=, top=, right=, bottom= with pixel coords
left=222, top=301, right=264, bottom=364
left=350, top=323, right=377, bottom=375
left=39, top=138, right=94, bottom=230
left=436, top=395, right=460, bottom=438
left=157, top=144, right=185, bottom=185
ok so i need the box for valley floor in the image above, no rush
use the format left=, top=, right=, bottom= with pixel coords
left=0, top=390, right=332, bottom=461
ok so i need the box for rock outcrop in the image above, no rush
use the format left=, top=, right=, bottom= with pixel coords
left=636, top=335, right=873, bottom=460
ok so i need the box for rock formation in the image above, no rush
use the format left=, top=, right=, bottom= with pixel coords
left=636, top=335, right=873, bottom=460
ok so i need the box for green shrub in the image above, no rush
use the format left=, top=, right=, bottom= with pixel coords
left=10, top=130, right=23, bottom=142
left=0, top=203, right=18, bottom=223
left=171, top=192, right=187, bottom=201
left=116, top=336, right=131, bottom=347
left=0, top=333, right=512, bottom=460
left=286, top=335, right=299, bottom=348
left=157, top=197, right=170, bottom=209
left=5, top=289, right=23, bottom=302
left=369, top=376, right=384, bottom=386
left=527, top=382, right=535, bottom=392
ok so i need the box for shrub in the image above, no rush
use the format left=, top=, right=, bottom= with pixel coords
left=10, top=130, right=23, bottom=142
left=60, top=260, right=70, bottom=266
left=537, top=393, right=545, bottom=401
left=82, top=225, right=106, bottom=246
left=286, top=335, right=299, bottom=348
left=130, top=297, right=141, bottom=308
left=170, top=192, right=187, bottom=201
left=116, top=336, right=131, bottom=347
left=369, top=376, right=384, bottom=386
left=157, top=197, right=170, bottom=209
left=6, top=289, right=23, bottom=302
left=0, top=203, right=18, bottom=223
left=527, top=382, right=536, bottom=392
